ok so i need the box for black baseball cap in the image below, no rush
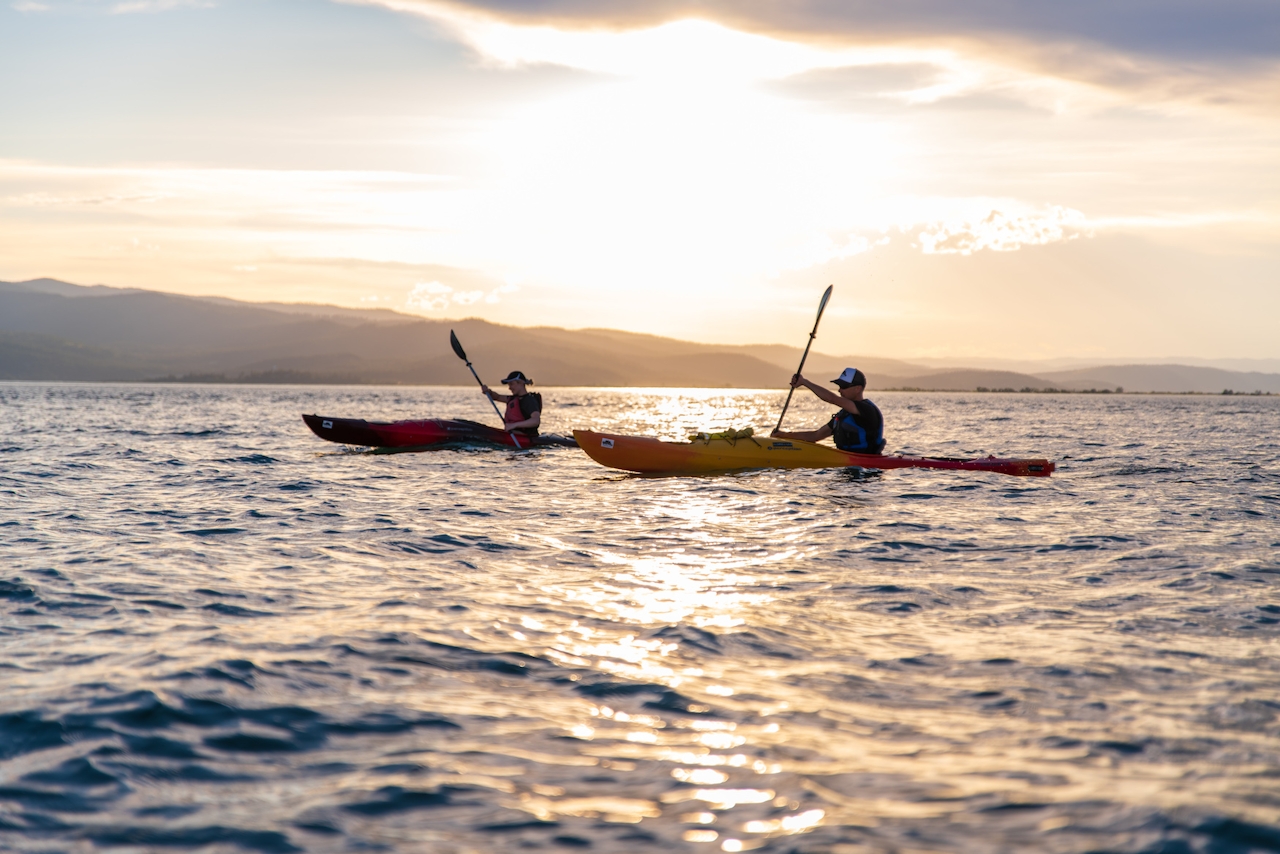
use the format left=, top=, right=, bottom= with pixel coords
left=501, top=370, right=532, bottom=384
left=832, top=367, right=867, bottom=388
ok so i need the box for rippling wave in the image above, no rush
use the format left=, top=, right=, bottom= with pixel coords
left=1, top=383, right=1278, bottom=853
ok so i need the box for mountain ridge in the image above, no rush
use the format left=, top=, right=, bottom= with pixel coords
left=2, top=279, right=1277, bottom=393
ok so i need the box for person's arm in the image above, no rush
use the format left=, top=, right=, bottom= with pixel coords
left=481, top=384, right=511, bottom=404
left=771, top=422, right=833, bottom=443
left=796, top=374, right=864, bottom=416
left=793, top=374, right=858, bottom=410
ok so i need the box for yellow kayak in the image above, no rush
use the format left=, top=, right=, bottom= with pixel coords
left=573, top=430, right=1054, bottom=477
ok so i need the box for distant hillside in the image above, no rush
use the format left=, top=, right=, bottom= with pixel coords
left=880, top=369, right=1060, bottom=392
left=0, top=332, right=150, bottom=381
left=1039, top=365, right=1280, bottom=394
left=879, top=365, right=1280, bottom=395
left=2, top=279, right=1277, bottom=393
left=912, top=356, right=1280, bottom=374
left=0, top=279, right=906, bottom=387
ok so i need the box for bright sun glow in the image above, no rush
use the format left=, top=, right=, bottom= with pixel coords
left=378, top=4, right=916, bottom=81
left=423, top=13, right=917, bottom=294
left=466, top=17, right=843, bottom=82
left=343, top=3, right=1106, bottom=301
left=479, top=76, right=903, bottom=291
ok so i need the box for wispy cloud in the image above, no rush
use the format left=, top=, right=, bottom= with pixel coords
left=351, top=0, right=1280, bottom=113
left=405, top=280, right=517, bottom=312
left=362, top=0, right=1280, bottom=64
left=918, top=207, right=1091, bottom=255
left=8, top=191, right=172, bottom=206
left=405, top=281, right=453, bottom=311
left=11, top=1, right=51, bottom=11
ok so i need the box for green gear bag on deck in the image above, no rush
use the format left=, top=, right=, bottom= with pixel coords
left=689, top=427, right=755, bottom=442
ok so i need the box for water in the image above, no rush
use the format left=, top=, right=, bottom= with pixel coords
left=2, top=382, right=1278, bottom=854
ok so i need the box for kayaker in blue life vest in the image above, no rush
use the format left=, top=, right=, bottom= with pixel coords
left=480, top=370, right=542, bottom=437
left=770, top=367, right=886, bottom=454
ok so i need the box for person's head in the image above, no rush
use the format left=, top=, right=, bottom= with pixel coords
left=831, top=367, right=867, bottom=398
left=501, top=370, right=532, bottom=394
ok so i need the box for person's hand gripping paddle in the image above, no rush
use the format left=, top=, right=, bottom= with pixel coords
left=450, top=330, right=523, bottom=449
left=773, top=285, right=834, bottom=435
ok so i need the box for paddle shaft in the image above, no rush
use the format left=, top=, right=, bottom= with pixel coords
left=450, top=330, right=523, bottom=449
left=774, top=285, right=834, bottom=434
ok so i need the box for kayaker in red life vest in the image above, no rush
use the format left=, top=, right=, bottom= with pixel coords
left=480, top=370, right=542, bottom=437
left=770, top=367, right=886, bottom=454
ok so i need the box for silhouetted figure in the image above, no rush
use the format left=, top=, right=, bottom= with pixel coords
left=771, top=367, right=885, bottom=454
left=481, top=370, right=542, bottom=437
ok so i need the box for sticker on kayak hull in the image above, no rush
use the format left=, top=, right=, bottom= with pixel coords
left=601, top=438, right=614, bottom=449
left=322, top=420, right=333, bottom=429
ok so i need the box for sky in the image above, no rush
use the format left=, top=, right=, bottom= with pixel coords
left=1, top=0, right=1277, bottom=358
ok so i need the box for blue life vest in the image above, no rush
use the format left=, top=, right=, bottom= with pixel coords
left=830, top=400, right=885, bottom=454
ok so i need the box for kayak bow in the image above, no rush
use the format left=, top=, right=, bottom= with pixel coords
left=573, top=430, right=1053, bottom=477
left=303, top=415, right=576, bottom=450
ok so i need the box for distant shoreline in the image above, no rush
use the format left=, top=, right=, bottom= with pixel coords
left=1, top=377, right=1272, bottom=396
left=142, top=374, right=1277, bottom=395
left=885, top=386, right=1277, bottom=396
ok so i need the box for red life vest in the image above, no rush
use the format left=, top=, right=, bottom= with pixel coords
left=502, top=392, right=542, bottom=435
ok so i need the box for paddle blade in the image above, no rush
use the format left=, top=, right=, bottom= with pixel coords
left=816, top=284, right=833, bottom=319
left=449, top=330, right=468, bottom=361
left=775, top=284, right=834, bottom=434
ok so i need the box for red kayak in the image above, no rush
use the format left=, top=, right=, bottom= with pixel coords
left=303, top=415, right=577, bottom=450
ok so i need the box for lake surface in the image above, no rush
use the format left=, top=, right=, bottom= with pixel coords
left=2, top=383, right=1278, bottom=854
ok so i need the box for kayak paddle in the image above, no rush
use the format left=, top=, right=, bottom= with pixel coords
left=774, top=284, right=834, bottom=434
left=449, top=329, right=523, bottom=449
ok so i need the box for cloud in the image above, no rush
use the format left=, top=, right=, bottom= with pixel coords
left=352, top=0, right=1280, bottom=112
left=405, top=280, right=455, bottom=311
left=918, top=206, right=1091, bottom=255
left=11, top=1, right=51, bottom=11
left=485, top=283, right=519, bottom=304
left=450, top=289, right=485, bottom=305
left=405, top=280, right=515, bottom=311
left=104, top=236, right=161, bottom=253
left=8, top=191, right=171, bottom=207
left=367, top=0, right=1280, bottom=64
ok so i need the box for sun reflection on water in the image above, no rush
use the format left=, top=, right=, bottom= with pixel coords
left=500, top=516, right=813, bottom=842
